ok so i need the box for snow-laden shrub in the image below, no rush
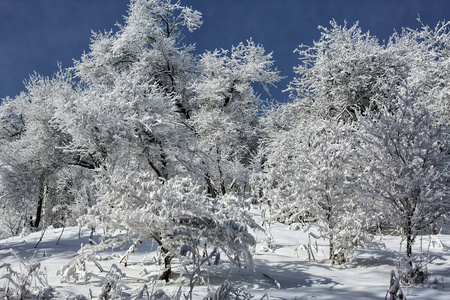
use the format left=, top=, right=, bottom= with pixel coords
left=61, top=171, right=260, bottom=283
left=395, top=255, right=434, bottom=285
left=58, top=237, right=118, bottom=283
left=386, top=270, right=406, bottom=300
left=0, top=249, right=53, bottom=299
left=98, top=264, right=125, bottom=300
left=203, top=279, right=253, bottom=300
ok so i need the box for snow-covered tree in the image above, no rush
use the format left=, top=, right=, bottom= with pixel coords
left=351, top=88, right=450, bottom=260
left=0, top=69, right=92, bottom=235
left=253, top=110, right=378, bottom=263
left=190, top=40, right=281, bottom=197
left=286, top=20, right=410, bottom=121
left=251, top=21, right=393, bottom=262
left=55, top=0, right=265, bottom=282
left=63, top=0, right=202, bottom=178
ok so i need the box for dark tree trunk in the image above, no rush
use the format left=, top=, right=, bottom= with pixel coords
left=406, top=235, right=413, bottom=266
left=205, top=174, right=217, bottom=198
left=160, top=254, right=174, bottom=283
left=33, top=181, right=46, bottom=228
left=153, top=237, right=173, bottom=282
left=406, top=209, right=415, bottom=266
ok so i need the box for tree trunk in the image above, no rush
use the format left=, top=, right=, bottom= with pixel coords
left=159, top=249, right=173, bottom=282
left=329, top=236, right=334, bottom=261
left=33, top=180, right=46, bottom=228
left=406, top=235, right=413, bottom=266
left=217, top=158, right=226, bottom=195
left=205, top=174, right=217, bottom=198
left=153, top=236, right=173, bottom=282
left=406, top=210, right=414, bottom=266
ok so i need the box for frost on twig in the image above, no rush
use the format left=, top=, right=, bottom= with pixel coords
left=58, top=235, right=132, bottom=283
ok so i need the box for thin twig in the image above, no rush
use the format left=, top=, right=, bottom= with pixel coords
left=34, top=227, right=47, bottom=248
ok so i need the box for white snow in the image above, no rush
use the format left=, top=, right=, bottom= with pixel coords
left=1, top=209, right=449, bottom=299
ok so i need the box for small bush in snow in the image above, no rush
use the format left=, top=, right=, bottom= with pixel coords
left=395, top=254, right=435, bottom=285
left=386, top=270, right=406, bottom=300
left=98, top=264, right=125, bottom=300
left=0, top=249, right=53, bottom=299
left=203, top=279, right=253, bottom=300
left=73, top=173, right=259, bottom=283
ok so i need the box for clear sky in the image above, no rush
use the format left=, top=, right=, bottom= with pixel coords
left=1, top=0, right=450, bottom=102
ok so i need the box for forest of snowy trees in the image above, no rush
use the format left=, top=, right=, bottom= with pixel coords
left=0, top=0, right=449, bottom=291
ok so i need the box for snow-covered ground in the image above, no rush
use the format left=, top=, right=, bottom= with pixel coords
left=0, top=209, right=449, bottom=299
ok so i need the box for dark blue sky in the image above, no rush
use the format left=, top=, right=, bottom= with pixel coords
left=1, top=0, right=450, bottom=102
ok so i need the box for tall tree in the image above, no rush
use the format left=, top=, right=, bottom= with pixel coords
left=64, top=0, right=203, bottom=178
left=190, top=40, right=281, bottom=197
left=0, top=69, right=92, bottom=234
left=254, top=106, right=378, bottom=263
left=351, top=88, right=450, bottom=261
left=56, top=0, right=265, bottom=282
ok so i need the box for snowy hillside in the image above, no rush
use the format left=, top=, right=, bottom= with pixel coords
left=0, top=208, right=449, bottom=299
